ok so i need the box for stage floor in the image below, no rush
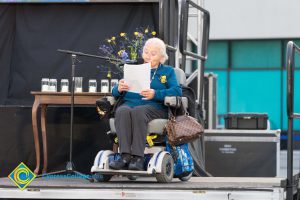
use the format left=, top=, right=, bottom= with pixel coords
left=0, top=176, right=286, bottom=200
left=1, top=150, right=298, bottom=199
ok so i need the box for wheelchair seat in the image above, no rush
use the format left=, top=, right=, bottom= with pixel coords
left=110, top=118, right=168, bottom=136
left=109, top=68, right=187, bottom=137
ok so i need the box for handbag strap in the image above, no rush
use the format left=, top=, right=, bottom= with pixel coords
left=178, top=96, right=188, bottom=115
left=167, top=96, right=188, bottom=120
left=167, top=106, right=175, bottom=120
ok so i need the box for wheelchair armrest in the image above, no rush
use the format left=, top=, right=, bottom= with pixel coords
left=108, top=96, right=188, bottom=108
left=164, top=96, right=188, bottom=109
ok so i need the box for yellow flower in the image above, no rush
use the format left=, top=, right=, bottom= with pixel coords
left=152, top=31, right=156, bottom=36
left=145, top=29, right=149, bottom=33
left=118, top=50, right=124, bottom=56
left=134, top=32, right=139, bottom=36
left=160, top=75, right=167, bottom=84
left=107, top=39, right=111, bottom=43
left=107, top=71, right=112, bottom=78
left=111, top=36, right=116, bottom=41
left=120, top=32, right=126, bottom=37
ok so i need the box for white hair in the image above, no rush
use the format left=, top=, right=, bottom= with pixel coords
left=143, top=37, right=169, bottom=64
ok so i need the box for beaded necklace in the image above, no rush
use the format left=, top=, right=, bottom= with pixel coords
left=151, top=64, right=160, bottom=82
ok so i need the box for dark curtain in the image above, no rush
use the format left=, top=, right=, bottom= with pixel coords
left=0, top=3, right=158, bottom=177
left=0, top=3, right=158, bottom=105
left=0, top=5, right=16, bottom=105
left=0, top=3, right=208, bottom=178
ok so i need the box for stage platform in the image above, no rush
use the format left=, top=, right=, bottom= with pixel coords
left=0, top=176, right=286, bottom=200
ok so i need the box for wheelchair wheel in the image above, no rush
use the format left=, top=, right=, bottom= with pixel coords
left=127, top=175, right=138, bottom=181
left=179, top=171, right=193, bottom=182
left=92, top=172, right=112, bottom=182
left=155, top=154, right=174, bottom=183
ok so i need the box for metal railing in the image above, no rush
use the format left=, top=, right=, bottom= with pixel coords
left=179, top=0, right=210, bottom=62
left=286, top=41, right=300, bottom=200
left=179, top=0, right=210, bottom=112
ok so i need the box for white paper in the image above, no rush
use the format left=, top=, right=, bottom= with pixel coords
left=124, top=63, right=151, bottom=93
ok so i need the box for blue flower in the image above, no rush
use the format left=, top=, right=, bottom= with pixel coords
left=121, top=51, right=129, bottom=60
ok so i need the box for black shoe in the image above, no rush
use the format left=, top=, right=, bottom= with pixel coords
left=109, top=153, right=131, bottom=170
left=128, top=156, right=144, bottom=171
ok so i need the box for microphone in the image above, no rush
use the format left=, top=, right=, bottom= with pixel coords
left=118, top=58, right=144, bottom=66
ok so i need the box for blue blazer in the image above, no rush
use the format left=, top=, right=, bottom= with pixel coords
left=112, top=64, right=182, bottom=110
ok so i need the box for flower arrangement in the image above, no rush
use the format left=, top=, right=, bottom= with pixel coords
left=98, top=27, right=157, bottom=67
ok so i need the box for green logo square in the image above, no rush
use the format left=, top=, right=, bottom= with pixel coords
left=8, top=162, right=36, bottom=190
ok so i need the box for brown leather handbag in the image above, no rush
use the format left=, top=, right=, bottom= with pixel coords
left=165, top=97, right=204, bottom=146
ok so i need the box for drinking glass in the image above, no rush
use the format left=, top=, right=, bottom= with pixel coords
left=41, top=78, right=49, bottom=92
left=60, top=79, right=69, bottom=92
left=49, top=79, right=57, bottom=92
left=110, top=79, right=118, bottom=92
left=101, top=79, right=109, bottom=93
left=74, top=77, right=83, bottom=92
left=89, top=79, right=97, bottom=92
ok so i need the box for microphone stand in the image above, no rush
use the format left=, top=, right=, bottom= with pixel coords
left=38, top=49, right=136, bottom=180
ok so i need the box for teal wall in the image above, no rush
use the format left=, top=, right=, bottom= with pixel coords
left=205, top=39, right=300, bottom=130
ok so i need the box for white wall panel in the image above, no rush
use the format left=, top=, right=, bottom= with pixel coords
left=204, top=0, right=300, bottom=39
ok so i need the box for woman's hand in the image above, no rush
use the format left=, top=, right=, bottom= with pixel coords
left=140, top=89, right=155, bottom=100
left=118, top=79, right=129, bottom=93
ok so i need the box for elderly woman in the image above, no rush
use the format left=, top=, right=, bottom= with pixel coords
left=109, top=37, right=182, bottom=170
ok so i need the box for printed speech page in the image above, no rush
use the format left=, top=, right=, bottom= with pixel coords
left=124, top=63, right=151, bottom=93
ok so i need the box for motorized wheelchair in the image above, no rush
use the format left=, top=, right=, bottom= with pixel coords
left=91, top=68, right=193, bottom=183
